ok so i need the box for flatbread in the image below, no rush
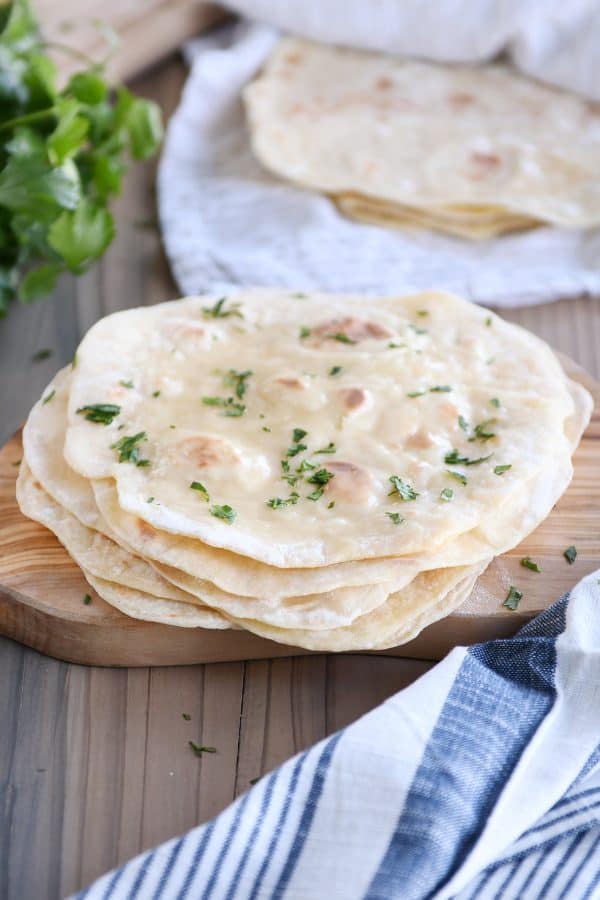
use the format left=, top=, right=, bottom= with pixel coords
left=244, top=37, right=600, bottom=235
left=16, top=463, right=231, bottom=630
left=63, top=289, right=582, bottom=567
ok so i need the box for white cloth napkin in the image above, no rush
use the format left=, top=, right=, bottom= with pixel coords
left=73, top=569, right=600, bottom=899
left=157, top=20, right=600, bottom=309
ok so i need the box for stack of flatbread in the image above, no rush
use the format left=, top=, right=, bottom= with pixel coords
left=243, top=37, right=600, bottom=240
left=17, top=289, right=592, bottom=651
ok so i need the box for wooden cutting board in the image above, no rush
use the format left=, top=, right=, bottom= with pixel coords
left=1, top=360, right=598, bottom=667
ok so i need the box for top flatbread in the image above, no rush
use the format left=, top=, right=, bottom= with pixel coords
left=62, top=289, right=585, bottom=567
left=244, top=37, right=600, bottom=229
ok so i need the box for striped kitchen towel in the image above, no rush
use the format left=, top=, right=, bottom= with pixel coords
left=73, top=569, right=600, bottom=899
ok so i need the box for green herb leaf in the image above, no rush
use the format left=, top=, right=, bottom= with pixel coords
left=286, top=442, right=307, bottom=457
left=120, top=379, right=134, bottom=389
left=385, top=511, right=404, bottom=525
left=494, top=464, right=512, bottom=476
left=444, top=449, right=492, bottom=466
left=224, top=369, right=253, bottom=400
left=292, top=428, right=307, bottom=443
left=388, top=475, right=419, bottom=500
left=31, top=347, right=52, bottom=362
left=458, top=415, right=469, bottom=432
left=48, top=199, right=115, bottom=273
left=471, top=418, right=497, bottom=442
left=490, top=397, right=500, bottom=408
left=306, top=468, right=334, bottom=486
left=210, top=504, right=236, bottom=524
left=327, top=332, right=356, bottom=344
left=202, top=297, right=243, bottom=319
left=182, top=712, right=191, bottom=721
left=190, top=481, right=209, bottom=502
left=521, top=557, right=540, bottom=573
left=267, top=492, right=299, bottom=509
left=299, top=326, right=311, bottom=339
left=315, top=442, right=336, bottom=454
left=306, top=488, right=324, bottom=501
left=446, top=470, right=467, bottom=485
left=296, top=459, right=316, bottom=473
left=408, top=323, right=427, bottom=335
left=189, top=741, right=217, bottom=757
left=111, top=431, right=148, bottom=465
left=76, top=402, right=120, bottom=424
left=440, top=487, right=454, bottom=502
left=485, top=316, right=492, bottom=327
left=82, top=593, right=92, bottom=605
left=416, top=310, right=429, bottom=317
left=429, top=385, right=451, bottom=393
left=564, top=545, right=577, bottom=565
left=503, top=586, right=523, bottom=611
left=152, top=390, right=160, bottom=398
left=329, top=365, right=343, bottom=376
left=407, top=390, right=426, bottom=398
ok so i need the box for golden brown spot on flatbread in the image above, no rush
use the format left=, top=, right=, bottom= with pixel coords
left=375, top=77, right=393, bottom=91
left=169, top=436, right=240, bottom=469
left=313, top=317, right=392, bottom=343
left=448, top=92, right=475, bottom=108
left=165, top=318, right=206, bottom=343
left=136, top=517, right=158, bottom=538
left=277, top=376, right=306, bottom=390
left=468, top=152, right=502, bottom=179
left=285, top=51, right=302, bottom=65
left=406, top=427, right=435, bottom=450
left=339, top=387, right=368, bottom=410
left=325, top=460, right=375, bottom=504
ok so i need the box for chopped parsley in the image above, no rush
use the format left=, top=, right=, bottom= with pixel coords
left=120, top=379, right=134, bottom=389
left=329, top=366, right=343, bottom=376
left=429, top=385, right=452, bottom=393
left=564, top=545, right=577, bottom=565
left=299, top=326, right=311, bottom=339
left=408, top=323, right=427, bottom=335
left=281, top=460, right=299, bottom=486
left=327, top=332, right=357, bottom=344
left=31, top=348, right=52, bottom=362
left=458, top=415, right=469, bottom=432
left=388, top=342, right=404, bottom=349
left=388, top=475, right=419, bottom=500
left=147, top=497, right=155, bottom=504
left=440, top=488, right=454, bottom=502
left=494, top=464, right=512, bottom=476
left=42, top=388, right=56, bottom=405
left=202, top=296, right=243, bottom=319
left=485, top=316, right=493, bottom=327
left=306, top=468, right=334, bottom=486
left=267, top=492, right=299, bottom=509
left=446, top=470, right=467, bottom=485
left=182, top=713, right=191, bottom=721
left=224, top=369, right=253, bottom=400
left=202, top=396, right=246, bottom=417
left=296, top=459, right=316, bottom=473
left=327, top=501, right=336, bottom=509
left=291, top=292, right=307, bottom=299
left=386, top=511, right=404, bottom=525
left=315, top=442, right=336, bottom=454
left=190, top=481, right=210, bottom=502
left=407, top=390, right=426, bottom=398
left=293, top=428, right=308, bottom=443
left=82, top=593, right=92, bottom=605
left=189, top=741, right=217, bottom=756
left=521, top=557, right=540, bottom=573
left=444, top=449, right=492, bottom=466
left=470, top=419, right=497, bottom=442
left=490, top=397, right=500, bottom=408
left=76, top=403, right=120, bottom=425
left=111, top=431, right=149, bottom=465
left=306, top=488, right=324, bottom=501
left=416, top=310, right=429, bottom=317
left=262, top=426, right=271, bottom=432
left=152, top=390, right=161, bottom=398
left=503, top=586, right=523, bottom=611
left=286, top=442, right=307, bottom=457
left=210, top=504, right=236, bottom=523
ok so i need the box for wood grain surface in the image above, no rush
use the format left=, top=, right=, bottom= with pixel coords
left=1, top=357, right=598, bottom=668
left=1, top=58, right=600, bottom=900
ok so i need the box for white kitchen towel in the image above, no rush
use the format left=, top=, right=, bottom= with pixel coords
left=73, top=568, right=600, bottom=899
left=157, top=20, right=600, bottom=309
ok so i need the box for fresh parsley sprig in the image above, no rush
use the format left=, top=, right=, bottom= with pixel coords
left=0, top=0, right=163, bottom=315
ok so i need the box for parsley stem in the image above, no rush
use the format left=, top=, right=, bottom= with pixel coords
left=0, top=107, right=57, bottom=133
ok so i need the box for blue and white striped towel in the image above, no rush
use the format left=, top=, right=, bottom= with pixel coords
left=74, top=569, right=600, bottom=900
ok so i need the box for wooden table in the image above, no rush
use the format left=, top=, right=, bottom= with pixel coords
left=1, top=57, right=599, bottom=900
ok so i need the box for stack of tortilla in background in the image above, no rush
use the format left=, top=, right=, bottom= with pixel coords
left=17, top=289, right=592, bottom=651
left=243, top=37, right=600, bottom=240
